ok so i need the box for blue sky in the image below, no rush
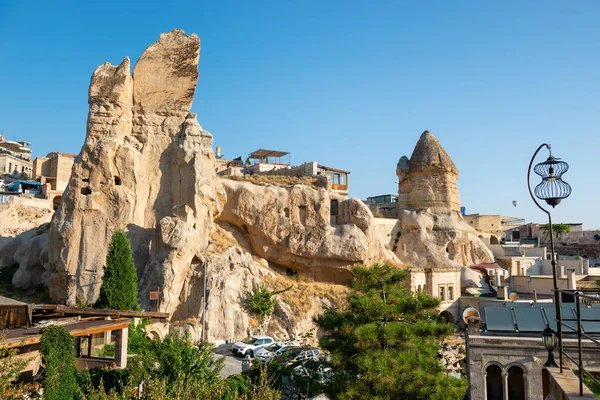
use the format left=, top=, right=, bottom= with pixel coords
left=1, top=1, right=599, bottom=228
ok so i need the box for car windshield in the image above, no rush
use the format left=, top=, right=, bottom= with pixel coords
left=266, top=344, right=282, bottom=352
left=241, top=337, right=257, bottom=344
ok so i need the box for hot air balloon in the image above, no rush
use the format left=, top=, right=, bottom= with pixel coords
left=512, top=200, right=518, bottom=207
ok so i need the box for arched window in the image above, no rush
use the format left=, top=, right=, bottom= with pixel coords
left=486, top=364, right=503, bottom=400
left=507, top=365, right=526, bottom=400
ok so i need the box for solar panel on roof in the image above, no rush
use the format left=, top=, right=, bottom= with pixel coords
left=484, top=307, right=516, bottom=332
left=513, top=308, right=546, bottom=333
left=541, top=308, right=557, bottom=331
left=576, top=308, right=600, bottom=334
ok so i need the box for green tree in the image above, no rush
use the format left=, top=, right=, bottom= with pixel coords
left=95, top=230, right=140, bottom=311
left=540, top=223, right=570, bottom=240
left=40, top=325, right=78, bottom=400
left=315, top=263, right=468, bottom=400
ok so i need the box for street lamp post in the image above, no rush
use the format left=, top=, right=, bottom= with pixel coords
left=542, top=326, right=559, bottom=368
left=201, top=240, right=212, bottom=343
left=527, top=144, right=572, bottom=373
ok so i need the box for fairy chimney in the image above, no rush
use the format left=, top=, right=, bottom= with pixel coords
left=396, top=131, right=460, bottom=212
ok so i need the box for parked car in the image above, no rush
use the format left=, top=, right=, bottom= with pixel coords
left=231, top=335, right=274, bottom=357
left=272, top=346, right=322, bottom=366
left=291, top=359, right=333, bottom=385
left=254, top=341, right=300, bottom=362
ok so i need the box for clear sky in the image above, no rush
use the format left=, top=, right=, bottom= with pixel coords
left=1, top=1, right=599, bottom=228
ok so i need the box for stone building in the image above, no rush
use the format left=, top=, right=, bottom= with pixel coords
left=0, top=134, right=33, bottom=177
left=32, top=152, right=76, bottom=209
left=467, top=306, right=600, bottom=399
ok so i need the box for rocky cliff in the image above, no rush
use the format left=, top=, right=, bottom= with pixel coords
left=0, top=30, right=396, bottom=342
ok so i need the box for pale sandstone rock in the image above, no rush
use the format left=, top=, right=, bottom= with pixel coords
left=393, top=131, right=493, bottom=269
left=2, top=30, right=397, bottom=344
left=218, top=179, right=398, bottom=283
left=45, top=30, right=220, bottom=306
left=396, top=131, right=461, bottom=212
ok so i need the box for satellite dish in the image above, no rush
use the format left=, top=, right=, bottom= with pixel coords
left=462, top=306, right=481, bottom=325
left=509, top=292, right=520, bottom=302
left=512, top=200, right=518, bottom=207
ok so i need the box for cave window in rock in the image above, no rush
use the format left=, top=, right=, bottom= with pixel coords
left=114, top=176, right=122, bottom=186
left=242, top=224, right=250, bottom=234
left=284, top=207, right=290, bottom=218
left=82, top=178, right=90, bottom=183
left=330, top=200, right=338, bottom=216
left=286, top=268, right=297, bottom=277
left=80, top=187, right=92, bottom=195
left=485, top=364, right=504, bottom=400
left=52, top=195, right=62, bottom=210
left=507, top=365, right=526, bottom=400
left=490, top=236, right=500, bottom=245
left=298, top=206, right=307, bottom=227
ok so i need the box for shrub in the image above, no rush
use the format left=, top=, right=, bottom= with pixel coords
left=95, top=230, right=140, bottom=311
left=244, top=284, right=276, bottom=319
left=0, top=335, right=28, bottom=398
left=40, top=325, right=78, bottom=400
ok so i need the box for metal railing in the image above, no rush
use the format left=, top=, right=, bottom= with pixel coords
left=555, top=288, right=600, bottom=396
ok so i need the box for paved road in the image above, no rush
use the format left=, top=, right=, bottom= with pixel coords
left=213, top=343, right=246, bottom=378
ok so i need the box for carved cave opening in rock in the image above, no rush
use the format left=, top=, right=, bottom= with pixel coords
left=284, top=207, right=290, bottom=218
left=330, top=200, right=338, bottom=216
left=486, top=364, right=503, bottom=400
left=114, top=176, right=122, bottom=186
left=80, top=187, right=92, bottom=195
left=52, top=195, right=62, bottom=210
left=490, top=236, right=500, bottom=245
left=298, top=205, right=307, bottom=226
left=507, top=366, right=526, bottom=400
left=242, top=224, right=250, bottom=234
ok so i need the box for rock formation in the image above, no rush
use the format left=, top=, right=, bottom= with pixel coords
left=44, top=30, right=222, bottom=306
left=218, top=180, right=396, bottom=283
left=393, top=131, right=493, bottom=269
left=0, top=30, right=396, bottom=341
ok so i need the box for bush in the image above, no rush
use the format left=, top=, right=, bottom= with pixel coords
left=244, top=284, right=276, bottom=319
left=40, top=325, right=78, bottom=400
left=95, top=230, right=140, bottom=311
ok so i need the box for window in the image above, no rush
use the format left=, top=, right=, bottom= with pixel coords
left=448, top=285, right=454, bottom=301
left=330, top=200, right=338, bottom=216
left=340, top=174, right=347, bottom=185
left=439, top=285, right=446, bottom=302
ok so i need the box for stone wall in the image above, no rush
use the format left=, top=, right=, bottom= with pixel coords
left=467, top=334, right=600, bottom=400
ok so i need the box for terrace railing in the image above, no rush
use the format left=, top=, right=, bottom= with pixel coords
left=555, top=288, right=600, bottom=396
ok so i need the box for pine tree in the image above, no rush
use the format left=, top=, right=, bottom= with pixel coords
left=94, top=230, right=140, bottom=311
left=315, top=263, right=468, bottom=400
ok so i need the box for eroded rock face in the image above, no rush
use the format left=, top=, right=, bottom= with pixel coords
left=394, top=209, right=493, bottom=268
left=396, top=131, right=460, bottom=212
left=393, top=131, right=493, bottom=269
left=218, top=180, right=398, bottom=282
left=45, top=30, right=221, bottom=305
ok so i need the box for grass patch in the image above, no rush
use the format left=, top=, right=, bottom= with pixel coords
left=265, top=273, right=350, bottom=320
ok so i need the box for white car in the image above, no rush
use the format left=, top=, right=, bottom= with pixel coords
left=254, top=341, right=300, bottom=362
left=231, top=335, right=274, bottom=358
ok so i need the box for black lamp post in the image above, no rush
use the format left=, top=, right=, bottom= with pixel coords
left=542, top=326, right=559, bottom=368
left=527, top=144, right=572, bottom=373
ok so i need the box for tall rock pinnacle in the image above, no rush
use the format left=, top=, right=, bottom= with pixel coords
left=396, top=130, right=461, bottom=212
